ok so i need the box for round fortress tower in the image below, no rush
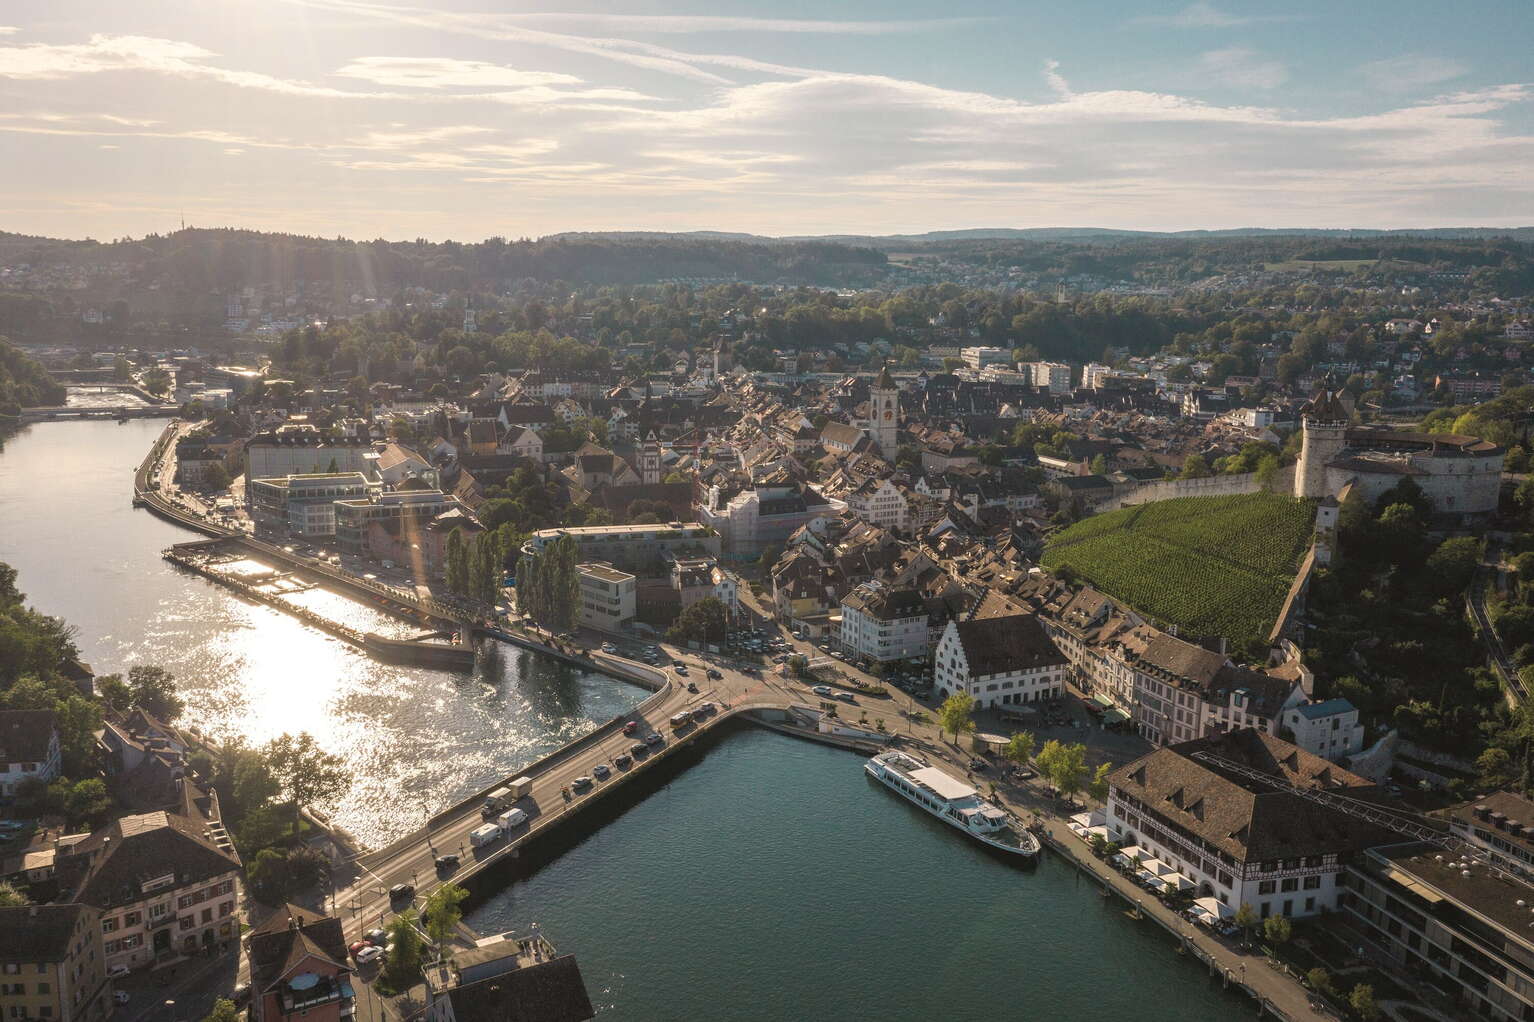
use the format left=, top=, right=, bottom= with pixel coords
left=1294, top=387, right=1350, bottom=500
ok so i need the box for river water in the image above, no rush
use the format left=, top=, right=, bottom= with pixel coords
left=0, top=418, right=645, bottom=848
left=0, top=418, right=1246, bottom=1019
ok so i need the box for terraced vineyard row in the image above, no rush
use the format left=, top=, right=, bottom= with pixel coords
left=1042, top=493, right=1315, bottom=645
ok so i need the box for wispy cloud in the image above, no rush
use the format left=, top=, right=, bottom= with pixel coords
left=1129, top=3, right=1291, bottom=29
left=1196, top=47, right=1288, bottom=89
left=333, top=56, right=579, bottom=89
left=1358, top=54, right=1469, bottom=93
left=0, top=26, right=19, bottom=36
left=490, top=13, right=981, bottom=34
left=1043, top=60, right=1072, bottom=99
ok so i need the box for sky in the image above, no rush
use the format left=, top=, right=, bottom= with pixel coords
left=0, top=0, right=1531, bottom=241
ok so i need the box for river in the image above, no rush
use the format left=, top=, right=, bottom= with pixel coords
left=0, top=418, right=1247, bottom=1019
left=0, top=418, right=645, bottom=848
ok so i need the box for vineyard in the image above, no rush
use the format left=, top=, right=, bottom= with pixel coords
left=1041, top=493, right=1315, bottom=646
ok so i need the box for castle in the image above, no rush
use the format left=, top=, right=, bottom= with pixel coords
left=1295, top=386, right=1503, bottom=523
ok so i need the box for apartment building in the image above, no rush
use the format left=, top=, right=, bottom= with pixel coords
left=843, top=478, right=908, bottom=534
left=245, top=431, right=372, bottom=481
left=333, top=489, right=461, bottom=556
left=56, top=811, right=242, bottom=974
left=525, top=523, right=720, bottom=576
left=1447, top=793, right=1534, bottom=882
left=248, top=904, right=355, bottom=1022
left=839, top=584, right=929, bottom=663
left=0, top=904, right=109, bottom=1022
left=1280, top=698, right=1365, bottom=762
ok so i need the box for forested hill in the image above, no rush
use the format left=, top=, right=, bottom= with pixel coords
left=0, top=337, right=65, bottom=413
left=0, top=229, right=888, bottom=291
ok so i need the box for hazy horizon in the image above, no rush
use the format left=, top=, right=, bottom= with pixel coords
left=2, top=0, right=1531, bottom=241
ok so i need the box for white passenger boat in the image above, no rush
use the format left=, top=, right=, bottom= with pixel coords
left=865, top=750, right=1040, bottom=858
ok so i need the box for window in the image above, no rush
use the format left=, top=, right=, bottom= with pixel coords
left=1280, top=878, right=1298, bottom=893
left=102, top=918, right=118, bottom=933
left=201, top=908, right=213, bottom=924
left=37, top=983, right=49, bottom=994
left=1303, top=876, right=1321, bottom=890
left=1258, top=880, right=1276, bottom=895
left=123, top=912, right=141, bottom=927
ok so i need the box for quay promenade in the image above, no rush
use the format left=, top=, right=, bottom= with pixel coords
left=134, top=422, right=1329, bottom=1021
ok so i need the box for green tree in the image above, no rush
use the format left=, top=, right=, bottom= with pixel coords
left=246, top=848, right=292, bottom=905
left=1348, top=984, right=1380, bottom=1022
left=1305, top=967, right=1333, bottom=997
left=1088, top=761, right=1113, bottom=803
left=142, top=366, right=171, bottom=395
left=1179, top=454, right=1212, bottom=480
left=378, top=915, right=424, bottom=993
left=63, top=778, right=110, bottom=829
left=1037, top=740, right=1088, bottom=802
left=422, top=882, right=469, bottom=952
left=96, top=673, right=132, bottom=713
left=127, top=665, right=184, bottom=721
left=938, top=691, right=976, bottom=742
left=0, top=881, right=28, bottom=907
left=444, top=529, right=467, bottom=595
left=1263, top=913, right=1291, bottom=946
left=1004, top=731, right=1036, bottom=769
left=202, top=999, right=241, bottom=1022
left=667, top=597, right=728, bottom=645
left=262, top=732, right=350, bottom=835
left=1233, top=902, right=1259, bottom=943
left=234, top=804, right=291, bottom=855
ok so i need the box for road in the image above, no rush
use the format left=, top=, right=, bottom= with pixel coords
left=1468, top=545, right=1522, bottom=703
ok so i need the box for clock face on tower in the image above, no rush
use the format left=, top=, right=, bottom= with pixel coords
left=883, top=409, right=893, bottom=420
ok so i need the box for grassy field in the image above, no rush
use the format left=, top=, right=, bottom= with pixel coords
left=1041, top=492, right=1315, bottom=647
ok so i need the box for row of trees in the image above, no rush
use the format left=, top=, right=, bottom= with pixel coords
left=938, top=694, right=1113, bottom=804
left=443, top=529, right=509, bottom=606
left=516, top=535, right=581, bottom=631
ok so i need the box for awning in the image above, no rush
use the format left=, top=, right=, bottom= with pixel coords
left=1193, top=896, right=1233, bottom=921
left=1104, top=708, right=1131, bottom=724
left=1091, top=693, right=1115, bottom=709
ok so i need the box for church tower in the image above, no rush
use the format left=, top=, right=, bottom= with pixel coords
left=1294, top=386, right=1349, bottom=500
left=871, top=365, right=899, bottom=457
left=462, top=296, right=477, bottom=334
left=641, top=431, right=661, bottom=486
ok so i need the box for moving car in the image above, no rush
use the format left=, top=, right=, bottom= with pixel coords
left=812, top=685, right=833, bottom=697
left=669, top=711, right=692, bottom=729
left=836, top=691, right=855, bottom=703
left=630, top=741, right=648, bottom=757
left=572, top=776, right=594, bottom=792
left=363, top=929, right=387, bottom=946
left=614, top=753, right=632, bottom=768
left=707, top=669, right=722, bottom=680
left=644, top=732, right=664, bottom=746
left=434, top=853, right=460, bottom=871
left=470, top=823, right=502, bottom=848
left=623, top=720, right=639, bottom=735
left=107, top=965, right=130, bottom=979
left=592, top=763, right=611, bottom=779
left=389, top=883, right=414, bottom=901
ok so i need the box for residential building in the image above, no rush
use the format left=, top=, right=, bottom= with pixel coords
left=248, top=904, right=355, bottom=1022
left=56, top=810, right=242, bottom=973
left=524, top=523, right=720, bottom=576
left=697, top=484, right=833, bottom=558
left=423, top=932, right=593, bottom=1022
left=1028, top=361, right=1073, bottom=394
left=248, top=473, right=374, bottom=538
left=960, top=346, right=1009, bottom=370
left=669, top=557, right=716, bottom=612
left=1280, top=698, right=1364, bottom=762
left=933, top=614, right=1068, bottom=709
left=1342, top=841, right=1534, bottom=1022
left=1106, top=729, right=1386, bottom=918
left=843, top=477, right=908, bottom=533
left=0, top=709, right=61, bottom=802
left=839, top=583, right=929, bottom=663
left=504, top=427, right=543, bottom=461
left=0, top=904, right=110, bottom=1022
left=576, top=563, right=637, bottom=630
left=370, top=443, right=438, bottom=490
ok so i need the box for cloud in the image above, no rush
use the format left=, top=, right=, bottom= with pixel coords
left=0, top=33, right=397, bottom=98
left=0, top=27, right=18, bottom=36
left=1043, top=60, right=1072, bottom=99
left=333, top=56, right=579, bottom=89
left=1129, top=3, right=1290, bottom=28
left=1196, top=47, right=1288, bottom=89
left=489, top=13, right=979, bottom=34
left=1358, top=55, right=1469, bottom=93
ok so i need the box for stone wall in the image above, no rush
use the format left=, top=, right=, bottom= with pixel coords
left=1098, top=465, right=1295, bottom=512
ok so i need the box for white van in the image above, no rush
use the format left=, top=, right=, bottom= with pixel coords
left=496, top=808, right=528, bottom=831
left=469, top=823, right=502, bottom=848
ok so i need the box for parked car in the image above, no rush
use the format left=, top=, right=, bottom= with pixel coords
left=836, top=691, right=855, bottom=703
left=707, top=669, right=722, bottom=680
left=107, top=965, right=129, bottom=979
left=968, top=759, right=988, bottom=772
left=355, top=945, right=385, bottom=966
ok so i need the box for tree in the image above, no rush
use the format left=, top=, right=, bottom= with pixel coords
left=1348, top=984, right=1380, bottom=1022
left=378, top=915, right=424, bottom=993
left=1004, top=731, right=1036, bottom=768
left=1233, top=902, right=1259, bottom=943
left=285, top=845, right=328, bottom=892
left=127, top=665, right=184, bottom=721
left=247, top=848, right=292, bottom=905
left=1263, top=913, right=1292, bottom=947
left=0, top=881, right=27, bottom=907
left=96, top=673, right=132, bottom=713
left=235, top=804, right=290, bottom=855
left=1179, top=454, right=1212, bottom=480
left=1305, top=967, right=1334, bottom=997
left=262, top=732, right=350, bottom=834
left=938, top=691, right=976, bottom=742
left=1036, top=740, right=1088, bottom=802
left=422, top=882, right=469, bottom=952
left=63, top=778, right=110, bottom=829
left=203, top=462, right=232, bottom=491
left=202, top=1000, right=241, bottom=1022
left=142, top=367, right=171, bottom=395
left=1478, top=746, right=1513, bottom=789
left=667, top=597, right=728, bottom=645
left=1088, top=761, right=1113, bottom=803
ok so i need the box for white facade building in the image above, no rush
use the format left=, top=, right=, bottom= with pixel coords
left=839, top=583, right=929, bottom=663
left=0, top=709, right=61, bottom=800
left=576, top=562, right=636, bottom=630
left=1281, top=698, right=1365, bottom=762
left=933, top=614, right=1067, bottom=709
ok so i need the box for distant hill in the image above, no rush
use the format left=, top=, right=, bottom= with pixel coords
left=1041, top=492, right=1315, bottom=652
left=551, top=226, right=1534, bottom=247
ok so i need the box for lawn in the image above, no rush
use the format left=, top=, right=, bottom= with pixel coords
left=1041, top=492, right=1315, bottom=648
